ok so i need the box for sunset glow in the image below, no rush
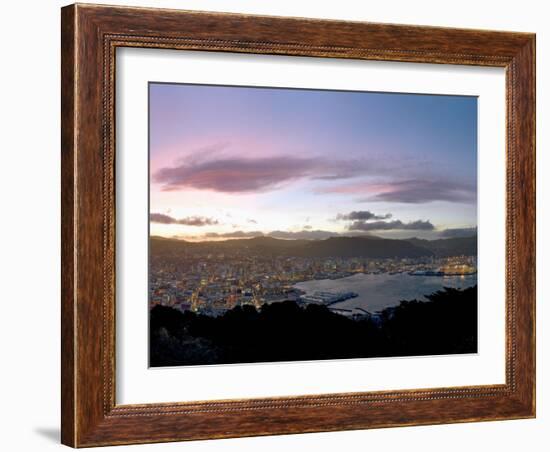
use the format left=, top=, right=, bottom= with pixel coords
left=149, top=83, right=477, bottom=241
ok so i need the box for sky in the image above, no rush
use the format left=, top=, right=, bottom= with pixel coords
left=149, top=82, right=477, bottom=241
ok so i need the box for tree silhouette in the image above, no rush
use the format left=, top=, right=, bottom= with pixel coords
left=150, top=286, right=477, bottom=366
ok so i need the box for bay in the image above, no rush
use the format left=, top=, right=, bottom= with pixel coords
left=293, top=273, right=477, bottom=313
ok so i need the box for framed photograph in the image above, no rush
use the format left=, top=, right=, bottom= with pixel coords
left=61, top=3, right=536, bottom=447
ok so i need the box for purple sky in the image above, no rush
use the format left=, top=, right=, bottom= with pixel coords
left=149, top=83, right=477, bottom=241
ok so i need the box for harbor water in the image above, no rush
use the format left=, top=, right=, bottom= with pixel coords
left=294, top=272, right=477, bottom=313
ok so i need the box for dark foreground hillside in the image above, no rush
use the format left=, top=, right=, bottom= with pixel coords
left=150, top=286, right=477, bottom=366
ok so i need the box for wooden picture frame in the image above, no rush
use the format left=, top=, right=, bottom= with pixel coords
left=61, top=3, right=535, bottom=447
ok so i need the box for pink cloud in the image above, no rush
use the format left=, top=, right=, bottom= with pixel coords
left=153, top=154, right=376, bottom=193
left=154, top=156, right=318, bottom=193
left=318, top=179, right=475, bottom=204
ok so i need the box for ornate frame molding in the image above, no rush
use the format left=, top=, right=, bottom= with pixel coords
left=62, top=4, right=535, bottom=447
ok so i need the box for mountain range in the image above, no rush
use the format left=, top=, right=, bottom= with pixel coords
left=151, top=234, right=477, bottom=259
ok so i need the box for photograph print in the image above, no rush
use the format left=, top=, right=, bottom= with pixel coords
left=148, top=83, right=478, bottom=367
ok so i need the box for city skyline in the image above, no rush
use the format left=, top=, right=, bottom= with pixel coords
left=149, top=83, right=477, bottom=241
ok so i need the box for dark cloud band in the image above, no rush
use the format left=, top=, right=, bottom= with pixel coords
left=150, top=213, right=219, bottom=226
left=438, top=227, right=477, bottom=238
left=359, top=179, right=476, bottom=204
left=336, top=210, right=392, bottom=221
left=203, top=229, right=354, bottom=240
left=348, top=219, right=435, bottom=231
